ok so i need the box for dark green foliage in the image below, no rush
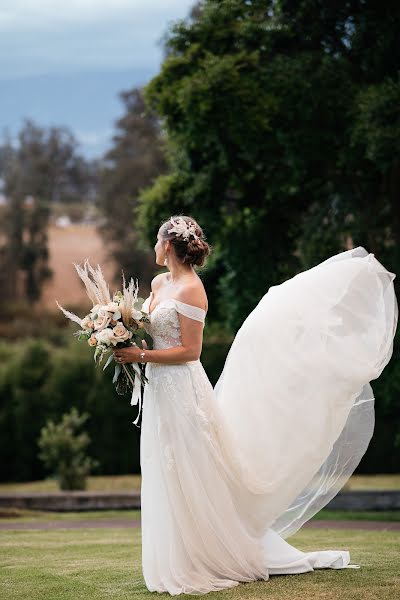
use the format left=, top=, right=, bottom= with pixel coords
left=0, top=337, right=141, bottom=482
left=7, top=341, right=53, bottom=481
left=137, top=0, right=400, bottom=330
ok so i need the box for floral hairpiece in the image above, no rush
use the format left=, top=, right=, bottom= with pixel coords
left=167, top=216, right=200, bottom=241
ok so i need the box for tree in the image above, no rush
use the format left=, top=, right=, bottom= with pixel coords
left=137, top=0, right=400, bottom=331
left=0, top=120, right=92, bottom=302
left=99, top=88, right=167, bottom=284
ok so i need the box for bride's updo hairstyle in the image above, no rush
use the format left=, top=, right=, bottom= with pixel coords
left=159, top=215, right=212, bottom=267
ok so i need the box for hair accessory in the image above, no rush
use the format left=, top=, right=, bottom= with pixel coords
left=167, top=216, right=200, bottom=241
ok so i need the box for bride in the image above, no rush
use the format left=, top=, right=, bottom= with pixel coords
left=113, top=214, right=398, bottom=595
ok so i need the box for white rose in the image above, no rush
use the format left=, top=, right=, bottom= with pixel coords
left=95, top=328, right=115, bottom=346
left=132, top=309, right=143, bottom=321
left=94, top=312, right=111, bottom=330
left=105, top=301, right=119, bottom=313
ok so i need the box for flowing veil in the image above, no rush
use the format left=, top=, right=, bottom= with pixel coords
left=213, top=247, right=398, bottom=538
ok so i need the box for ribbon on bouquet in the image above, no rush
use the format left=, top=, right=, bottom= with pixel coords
left=130, top=362, right=147, bottom=427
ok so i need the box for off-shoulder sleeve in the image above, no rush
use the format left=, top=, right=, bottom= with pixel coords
left=173, top=299, right=206, bottom=324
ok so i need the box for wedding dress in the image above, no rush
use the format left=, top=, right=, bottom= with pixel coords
left=138, top=246, right=398, bottom=595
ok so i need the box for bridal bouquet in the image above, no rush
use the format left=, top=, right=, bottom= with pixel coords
left=56, top=260, right=153, bottom=423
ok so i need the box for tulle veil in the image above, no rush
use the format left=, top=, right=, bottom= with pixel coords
left=212, top=246, right=398, bottom=538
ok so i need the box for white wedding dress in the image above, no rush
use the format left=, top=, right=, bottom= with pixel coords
left=138, top=246, right=398, bottom=595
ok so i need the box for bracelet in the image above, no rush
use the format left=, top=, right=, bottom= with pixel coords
left=139, top=350, right=146, bottom=363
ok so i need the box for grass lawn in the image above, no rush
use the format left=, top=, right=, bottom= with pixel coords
left=1, top=526, right=398, bottom=600
left=0, top=473, right=399, bottom=494
left=0, top=508, right=399, bottom=523
left=312, top=510, right=400, bottom=522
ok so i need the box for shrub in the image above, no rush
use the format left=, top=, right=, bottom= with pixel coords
left=38, top=407, right=99, bottom=490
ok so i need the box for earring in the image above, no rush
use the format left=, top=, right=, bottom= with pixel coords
left=164, top=254, right=168, bottom=266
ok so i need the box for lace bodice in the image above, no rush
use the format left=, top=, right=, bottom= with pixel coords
left=130, top=292, right=208, bottom=425
left=142, top=291, right=206, bottom=351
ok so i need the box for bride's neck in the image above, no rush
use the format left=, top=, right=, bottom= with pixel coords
left=167, top=262, right=195, bottom=283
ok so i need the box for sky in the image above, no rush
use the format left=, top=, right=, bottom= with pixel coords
left=0, top=0, right=195, bottom=158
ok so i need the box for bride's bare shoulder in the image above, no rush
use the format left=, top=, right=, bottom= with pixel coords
left=151, top=272, right=169, bottom=292
left=176, top=281, right=208, bottom=312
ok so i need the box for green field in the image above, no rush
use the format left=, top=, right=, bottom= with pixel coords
left=1, top=526, right=398, bottom=600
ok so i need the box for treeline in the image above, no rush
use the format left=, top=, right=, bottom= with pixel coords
left=0, top=333, right=398, bottom=482
left=0, top=121, right=95, bottom=302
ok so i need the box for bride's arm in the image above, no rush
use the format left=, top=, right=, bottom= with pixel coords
left=113, top=315, right=203, bottom=364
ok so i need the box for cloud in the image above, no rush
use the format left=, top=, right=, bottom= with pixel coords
left=0, top=1, right=189, bottom=29
left=0, top=0, right=194, bottom=79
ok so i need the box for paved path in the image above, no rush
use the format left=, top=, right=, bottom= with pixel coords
left=0, top=518, right=399, bottom=531
left=0, top=518, right=141, bottom=530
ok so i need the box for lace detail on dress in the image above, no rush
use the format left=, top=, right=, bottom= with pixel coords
left=147, top=302, right=182, bottom=350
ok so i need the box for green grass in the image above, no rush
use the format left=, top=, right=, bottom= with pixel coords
left=313, top=510, right=400, bottom=522
left=1, top=473, right=399, bottom=493
left=0, top=508, right=399, bottom=523
left=0, top=527, right=398, bottom=600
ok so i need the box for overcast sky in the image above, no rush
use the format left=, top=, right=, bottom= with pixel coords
left=0, top=0, right=194, bottom=156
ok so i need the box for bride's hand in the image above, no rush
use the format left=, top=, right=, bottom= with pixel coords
left=113, top=345, right=143, bottom=364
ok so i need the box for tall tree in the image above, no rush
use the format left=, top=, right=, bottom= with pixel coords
left=138, top=0, right=400, bottom=331
left=99, top=88, right=167, bottom=284
left=0, top=120, right=92, bottom=302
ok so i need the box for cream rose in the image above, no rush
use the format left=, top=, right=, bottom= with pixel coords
left=112, top=323, right=132, bottom=342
